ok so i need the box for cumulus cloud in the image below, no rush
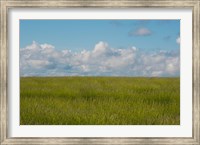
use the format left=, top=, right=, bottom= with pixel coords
left=20, top=41, right=180, bottom=77
left=176, top=37, right=180, bottom=44
left=129, top=28, right=152, bottom=36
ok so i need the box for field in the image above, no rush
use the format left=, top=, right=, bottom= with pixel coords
left=20, top=77, right=180, bottom=125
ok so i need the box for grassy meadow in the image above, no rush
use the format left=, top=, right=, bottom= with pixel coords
left=20, top=77, right=180, bottom=125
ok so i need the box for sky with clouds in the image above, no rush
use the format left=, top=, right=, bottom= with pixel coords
left=20, top=20, right=180, bottom=77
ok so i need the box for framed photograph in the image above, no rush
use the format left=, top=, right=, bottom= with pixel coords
left=1, top=0, right=199, bottom=144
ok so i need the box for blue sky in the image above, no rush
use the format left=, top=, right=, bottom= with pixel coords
left=20, top=20, right=180, bottom=77
left=20, top=20, right=180, bottom=52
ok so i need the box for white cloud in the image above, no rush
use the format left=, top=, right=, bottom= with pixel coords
left=130, top=28, right=152, bottom=36
left=151, top=71, right=163, bottom=77
left=20, top=41, right=180, bottom=77
left=176, top=37, right=180, bottom=44
left=92, top=41, right=109, bottom=56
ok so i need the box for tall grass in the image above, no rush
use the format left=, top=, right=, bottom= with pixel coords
left=20, top=77, right=180, bottom=125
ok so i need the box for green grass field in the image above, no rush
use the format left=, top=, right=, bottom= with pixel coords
left=20, top=77, right=180, bottom=125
